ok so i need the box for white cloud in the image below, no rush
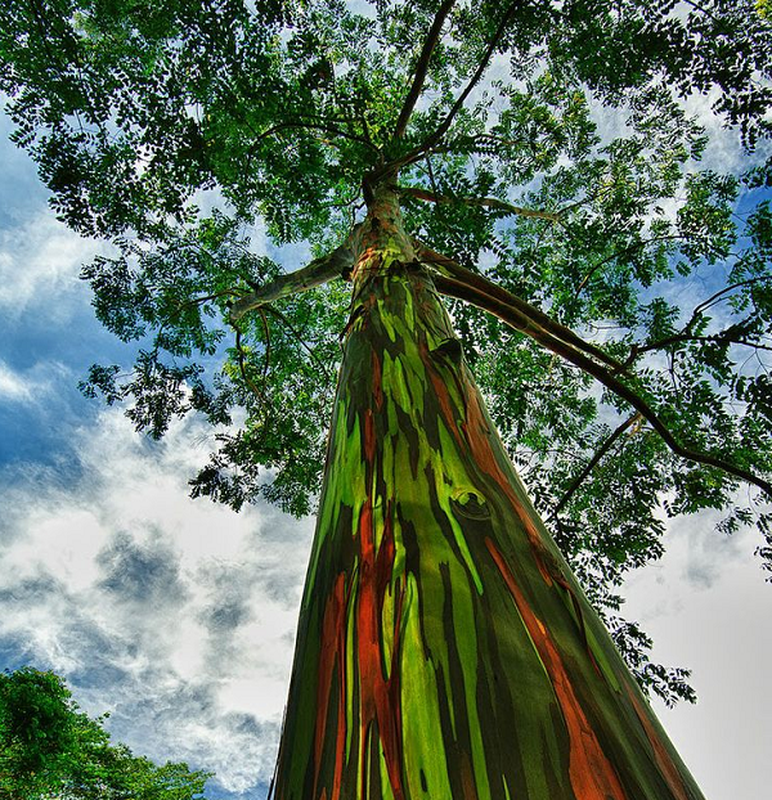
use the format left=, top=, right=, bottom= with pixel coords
left=0, top=212, right=107, bottom=320
left=5, top=394, right=769, bottom=800
left=0, top=358, right=68, bottom=402
left=681, top=87, right=771, bottom=175
left=622, top=508, right=772, bottom=800
left=0, top=406, right=314, bottom=795
left=0, top=360, right=34, bottom=400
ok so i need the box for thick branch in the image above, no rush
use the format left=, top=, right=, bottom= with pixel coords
left=428, top=259, right=772, bottom=500
left=397, top=185, right=560, bottom=222
left=229, top=234, right=358, bottom=323
left=393, top=0, right=457, bottom=139
left=415, top=242, right=624, bottom=371
left=420, top=1, right=520, bottom=152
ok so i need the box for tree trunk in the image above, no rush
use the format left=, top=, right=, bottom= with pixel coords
left=270, top=188, right=704, bottom=800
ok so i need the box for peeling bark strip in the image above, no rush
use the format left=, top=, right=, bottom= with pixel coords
left=270, top=189, right=705, bottom=799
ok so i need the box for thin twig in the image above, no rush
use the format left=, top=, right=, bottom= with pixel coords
left=262, top=305, right=335, bottom=384
left=258, top=309, right=272, bottom=383
left=178, top=289, right=244, bottom=311
left=626, top=333, right=772, bottom=367
left=574, top=235, right=683, bottom=298
left=246, top=120, right=379, bottom=156
left=553, top=413, right=642, bottom=516
left=234, top=326, right=269, bottom=405
left=691, top=275, right=772, bottom=319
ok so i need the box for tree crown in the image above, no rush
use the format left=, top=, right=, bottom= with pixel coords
left=0, top=667, right=213, bottom=798
left=1, top=0, right=771, bottom=706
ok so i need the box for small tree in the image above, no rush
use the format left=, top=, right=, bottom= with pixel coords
left=1, top=1, right=770, bottom=797
left=0, top=667, right=212, bottom=799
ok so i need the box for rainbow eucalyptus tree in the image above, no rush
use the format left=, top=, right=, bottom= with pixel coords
left=2, top=0, right=771, bottom=797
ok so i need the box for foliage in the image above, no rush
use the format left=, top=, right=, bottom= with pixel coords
left=0, top=667, right=213, bottom=800
left=1, top=0, right=771, bottom=708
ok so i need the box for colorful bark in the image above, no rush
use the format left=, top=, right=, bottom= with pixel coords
left=269, top=189, right=704, bottom=800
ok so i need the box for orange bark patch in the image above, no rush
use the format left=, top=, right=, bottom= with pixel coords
left=461, top=380, right=554, bottom=587
left=486, top=538, right=627, bottom=800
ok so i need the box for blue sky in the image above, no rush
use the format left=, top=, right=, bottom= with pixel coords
left=0, top=110, right=303, bottom=798
left=0, top=102, right=771, bottom=800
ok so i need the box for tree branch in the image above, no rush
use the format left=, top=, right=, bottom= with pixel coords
left=424, top=250, right=772, bottom=500
left=247, top=120, right=379, bottom=155
left=619, top=276, right=772, bottom=370
left=396, top=184, right=560, bottom=222
left=625, top=332, right=772, bottom=368
left=691, top=275, right=772, bottom=319
left=553, top=413, right=642, bottom=516
left=574, top=235, right=683, bottom=298
left=262, top=305, right=335, bottom=384
left=419, top=1, right=521, bottom=152
left=229, top=232, right=359, bottom=323
left=415, top=241, right=624, bottom=371
left=233, top=325, right=269, bottom=406
left=258, top=309, right=271, bottom=383
left=373, top=1, right=521, bottom=181
left=393, top=0, right=457, bottom=139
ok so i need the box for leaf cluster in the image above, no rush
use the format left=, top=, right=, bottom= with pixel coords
left=0, top=668, right=213, bottom=800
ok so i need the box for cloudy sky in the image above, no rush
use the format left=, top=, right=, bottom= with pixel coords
left=0, top=101, right=771, bottom=800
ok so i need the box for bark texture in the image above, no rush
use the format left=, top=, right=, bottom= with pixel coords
left=270, top=189, right=704, bottom=800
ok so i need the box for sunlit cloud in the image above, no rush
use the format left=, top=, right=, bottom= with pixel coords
left=0, top=406, right=313, bottom=796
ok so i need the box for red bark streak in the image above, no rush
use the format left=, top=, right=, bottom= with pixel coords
left=332, top=623, right=347, bottom=800
left=486, top=537, right=628, bottom=800
left=624, top=683, right=693, bottom=800
left=420, top=341, right=464, bottom=446
left=460, top=751, right=480, bottom=800
left=313, top=572, right=347, bottom=800
left=356, top=500, right=405, bottom=799
left=457, top=373, right=606, bottom=680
